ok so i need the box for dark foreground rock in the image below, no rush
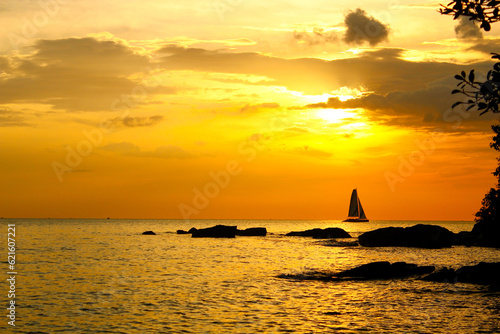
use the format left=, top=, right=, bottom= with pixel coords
left=278, top=261, right=434, bottom=281
left=142, top=231, right=156, bottom=235
left=236, top=227, right=267, bottom=236
left=422, top=262, right=500, bottom=285
left=359, top=224, right=455, bottom=248
left=191, top=225, right=237, bottom=238
left=286, top=227, right=351, bottom=239
left=335, top=261, right=435, bottom=280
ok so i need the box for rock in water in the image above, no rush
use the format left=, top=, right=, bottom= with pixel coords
left=142, top=231, right=156, bottom=235
left=177, top=227, right=197, bottom=235
left=334, top=261, right=434, bottom=280
left=236, top=227, right=267, bottom=236
left=191, top=225, right=237, bottom=238
left=422, top=262, right=500, bottom=286
left=286, top=227, right=351, bottom=239
left=359, top=224, right=455, bottom=248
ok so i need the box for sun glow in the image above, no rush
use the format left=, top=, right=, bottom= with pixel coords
left=316, top=108, right=357, bottom=123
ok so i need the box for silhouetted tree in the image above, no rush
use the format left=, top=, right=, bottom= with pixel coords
left=440, top=2, right=500, bottom=240
left=440, top=0, right=500, bottom=31
left=474, top=124, right=500, bottom=225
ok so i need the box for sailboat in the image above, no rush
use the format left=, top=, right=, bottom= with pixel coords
left=343, top=188, right=369, bottom=222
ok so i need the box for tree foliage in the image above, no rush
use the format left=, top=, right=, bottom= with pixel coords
left=439, top=2, right=500, bottom=228
left=440, top=0, right=500, bottom=31
left=474, top=124, right=500, bottom=224
left=452, top=54, right=500, bottom=115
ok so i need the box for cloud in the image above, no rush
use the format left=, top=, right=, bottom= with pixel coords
left=100, top=142, right=141, bottom=153
left=0, top=37, right=174, bottom=111
left=299, top=75, right=498, bottom=131
left=0, top=108, right=31, bottom=127
left=343, top=8, right=390, bottom=46
left=293, top=28, right=339, bottom=46
left=157, top=45, right=465, bottom=95
left=294, top=145, right=332, bottom=158
left=455, top=17, right=483, bottom=41
left=101, top=142, right=195, bottom=159
left=467, top=38, right=500, bottom=54
left=239, top=103, right=280, bottom=113
left=108, top=115, right=164, bottom=127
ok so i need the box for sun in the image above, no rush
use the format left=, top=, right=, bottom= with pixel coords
left=316, top=108, right=357, bottom=123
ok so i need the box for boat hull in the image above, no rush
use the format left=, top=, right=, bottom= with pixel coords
left=343, top=218, right=369, bottom=222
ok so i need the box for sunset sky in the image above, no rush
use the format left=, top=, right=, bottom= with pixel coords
left=1, top=0, right=500, bottom=220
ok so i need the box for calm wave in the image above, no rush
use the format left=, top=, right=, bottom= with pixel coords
left=2, top=219, right=500, bottom=333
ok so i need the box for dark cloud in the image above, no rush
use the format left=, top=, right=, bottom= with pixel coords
left=108, top=115, right=164, bottom=127
left=0, top=37, right=175, bottom=111
left=455, top=17, right=483, bottom=41
left=467, top=38, right=500, bottom=54
left=298, top=75, right=497, bottom=131
left=343, top=8, right=390, bottom=46
left=293, top=28, right=339, bottom=46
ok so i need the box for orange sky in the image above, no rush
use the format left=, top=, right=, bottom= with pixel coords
left=1, top=1, right=499, bottom=220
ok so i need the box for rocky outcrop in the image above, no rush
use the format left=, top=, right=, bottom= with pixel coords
left=236, top=227, right=267, bottom=236
left=142, top=231, right=156, bottom=235
left=191, top=225, right=237, bottom=238
left=421, top=262, right=500, bottom=285
left=469, top=222, right=500, bottom=247
left=177, top=227, right=198, bottom=235
left=286, top=227, right=351, bottom=239
left=358, top=224, right=455, bottom=248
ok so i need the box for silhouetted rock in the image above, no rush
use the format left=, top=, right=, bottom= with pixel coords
left=335, top=261, right=434, bottom=280
left=142, top=231, right=156, bottom=235
left=191, top=225, right=237, bottom=238
left=177, top=227, right=197, bottom=234
left=471, top=222, right=500, bottom=247
left=456, top=262, right=500, bottom=285
left=359, top=224, right=455, bottom=248
left=420, top=268, right=457, bottom=283
left=279, top=261, right=435, bottom=282
left=422, top=262, right=500, bottom=286
left=236, top=227, right=267, bottom=236
left=286, top=227, right=351, bottom=239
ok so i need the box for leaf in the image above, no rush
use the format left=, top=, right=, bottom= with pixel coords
left=469, top=69, right=475, bottom=82
left=452, top=89, right=462, bottom=94
left=478, top=102, right=488, bottom=109
left=461, top=70, right=466, bottom=78
left=455, top=74, right=464, bottom=80
left=452, top=101, right=463, bottom=108
left=481, top=20, right=491, bottom=31
left=466, top=104, right=476, bottom=111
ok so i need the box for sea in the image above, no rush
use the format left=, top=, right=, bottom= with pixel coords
left=2, top=219, right=500, bottom=334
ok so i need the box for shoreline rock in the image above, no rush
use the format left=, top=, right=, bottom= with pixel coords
left=421, top=262, right=500, bottom=285
left=142, top=231, right=156, bottom=235
left=236, top=227, right=267, bottom=236
left=191, top=225, right=237, bottom=238
left=286, top=227, right=351, bottom=239
left=359, top=224, right=455, bottom=248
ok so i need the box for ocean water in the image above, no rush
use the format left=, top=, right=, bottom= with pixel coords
left=2, top=219, right=500, bottom=333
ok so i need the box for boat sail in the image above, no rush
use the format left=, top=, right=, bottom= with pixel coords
left=343, top=188, right=369, bottom=222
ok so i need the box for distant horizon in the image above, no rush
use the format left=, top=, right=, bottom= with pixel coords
left=0, top=217, right=476, bottom=222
